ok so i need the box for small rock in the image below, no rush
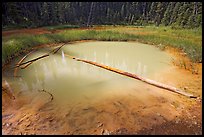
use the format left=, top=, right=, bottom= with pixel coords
left=97, top=123, right=103, bottom=128
left=103, top=130, right=110, bottom=135
left=6, top=123, right=12, bottom=127
left=183, top=87, right=188, bottom=90
left=26, top=123, right=30, bottom=127
left=2, top=123, right=6, bottom=126
left=115, top=128, right=128, bottom=134
left=175, top=119, right=180, bottom=124
left=101, top=129, right=104, bottom=134
left=156, top=113, right=161, bottom=116
left=49, top=119, right=54, bottom=122
left=194, top=121, right=197, bottom=125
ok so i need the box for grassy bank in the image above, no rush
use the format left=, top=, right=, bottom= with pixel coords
left=2, top=25, right=202, bottom=65
left=107, top=25, right=202, bottom=63
left=2, top=30, right=138, bottom=65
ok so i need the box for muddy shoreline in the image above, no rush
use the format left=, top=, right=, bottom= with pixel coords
left=2, top=41, right=202, bottom=135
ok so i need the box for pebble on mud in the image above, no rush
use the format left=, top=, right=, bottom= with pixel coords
left=156, top=113, right=161, bottom=117
left=97, top=123, right=103, bottom=128
left=6, top=123, right=12, bottom=127
left=183, top=87, right=188, bottom=90
left=175, top=119, right=180, bottom=124
left=101, top=129, right=104, bottom=134
left=26, top=123, right=31, bottom=127
left=102, top=129, right=110, bottom=135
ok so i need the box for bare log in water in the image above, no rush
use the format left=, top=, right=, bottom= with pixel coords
left=13, top=54, right=49, bottom=68
left=64, top=54, right=196, bottom=98
left=13, top=43, right=66, bottom=69
left=14, top=50, right=36, bottom=76
left=52, top=43, right=66, bottom=54
left=20, top=62, right=33, bottom=69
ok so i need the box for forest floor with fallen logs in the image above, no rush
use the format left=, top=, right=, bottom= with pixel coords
left=2, top=26, right=202, bottom=135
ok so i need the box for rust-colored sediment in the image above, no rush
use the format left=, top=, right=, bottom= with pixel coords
left=2, top=28, right=202, bottom=135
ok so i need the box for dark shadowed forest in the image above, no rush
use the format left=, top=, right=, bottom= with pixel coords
left=2, top=2, right=202, bottom=28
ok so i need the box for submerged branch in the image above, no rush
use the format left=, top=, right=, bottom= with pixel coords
left=14, top=50, right=36, bottom=76
left=14, top=54, right=49, bottom=68
left=52, top=43, right=66, bottom=54
left=38, top=89, right=54, bottom=101
left=2, top=80, right=16, bottom=100
left=64, top=53, right=196, bottom=98
left=13, top=43, right=66, bottom=69
left=37, top=89, right=54, bottom=111
left=20, top=62, right=33, bottom=69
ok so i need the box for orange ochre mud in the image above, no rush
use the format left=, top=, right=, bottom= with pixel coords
left=2, top=28, right=202, bottom=135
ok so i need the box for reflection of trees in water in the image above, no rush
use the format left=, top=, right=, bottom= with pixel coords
left=52, top=57, right=58, bottom=79
left=18, top=45, right=151, bottom=96
left=137, top=62, right=141, bottom=75
left=136, top=62, right=148, bottom=77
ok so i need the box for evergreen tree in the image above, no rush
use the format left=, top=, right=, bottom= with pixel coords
left=162, top=2, right=174, bottom=26
left=176, top=3, right=189, bottom=27
left=154, top=2, right=165, bottom=26
left=170, top=2, right=181, bottom=24
left=2, top=2, right=202, bottom=28
left=148, top=2, right=157, bottom=23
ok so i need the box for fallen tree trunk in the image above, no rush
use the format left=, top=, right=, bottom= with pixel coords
left=20, top=62, right=33, bottom=69
left=14, top=50, right=35, bottom=76
left=52, top=43, right=66, bottom=54
left=64, top=54, right=196, bottom=98
left=14, top=54, right=49, bottom=68
left=13, top=43, right=66, bottom=69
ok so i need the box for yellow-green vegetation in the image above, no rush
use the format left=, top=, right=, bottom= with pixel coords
left=2, top=26, right=202, bottom=65
left=107, top=25, right=202, bottom=63
left=2, top=30, right=137, bottom=64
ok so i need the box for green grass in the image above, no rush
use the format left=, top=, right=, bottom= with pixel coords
left=2, top=25, right=202, bottom=65
left=108, top=25, right=202, bottom=63
left=135, top=34, right=202, bottom=62
left=2, top=30, right=138, bottom=64
left=138, top=26, right=202, bottom=63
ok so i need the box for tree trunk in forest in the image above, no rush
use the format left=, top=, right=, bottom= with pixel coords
left=87, top=2, right=94, bottom=27
left=64, top=53, right=196, bottom=98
